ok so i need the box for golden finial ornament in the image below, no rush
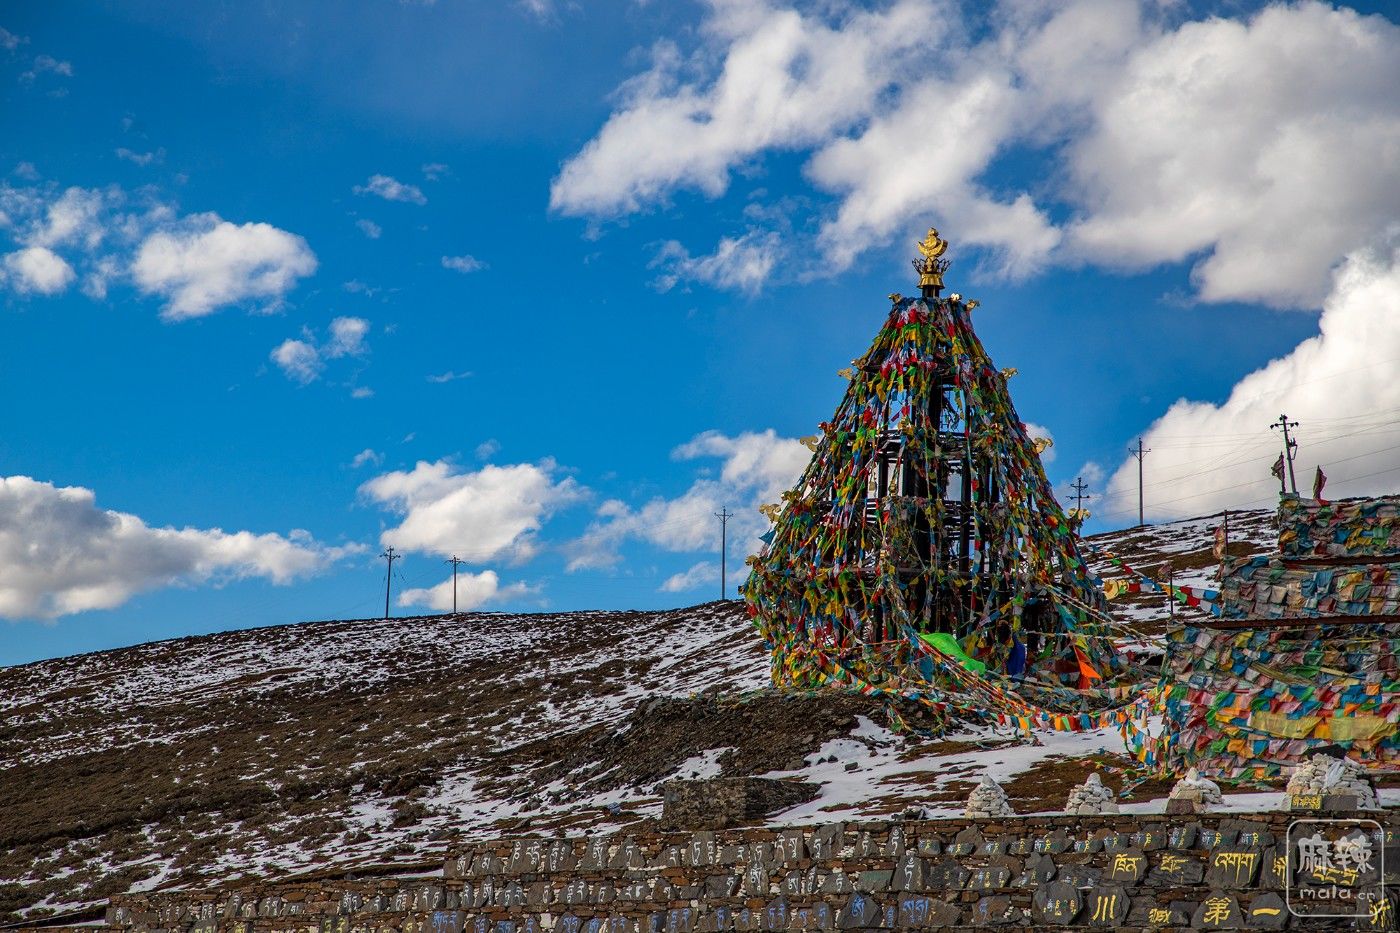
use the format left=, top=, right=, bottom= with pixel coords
left=912, top=227, right=951, bottom=297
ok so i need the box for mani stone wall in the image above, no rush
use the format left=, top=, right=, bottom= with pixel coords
left=101, top=811, right=1398, bottom=933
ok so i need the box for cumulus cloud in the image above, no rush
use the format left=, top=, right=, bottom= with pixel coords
left=1060, top=3, right=1400, bottom=307
left=660, top=561, right=720, bottom=594
left=0, top=181, right=319, bottom=318
left=134, top=214, right=318, bottom=320
left=351, top=448, right=384, bottom=469
left=398, top=569, right=532, bottom=612
left=20, top=54, right=72, bottom=83
left=652, top=230, right=781, bottom=295
left=553, top=1, right=1400, bottom=302
left=0, top=474, right=357, bottom=620
left=551, top=1, right=941, bottom=218
left=269, top=316, right=370, bottom=385
left=566, top=429, right=809, bottom=571
left=354, top=174, right=427, bottom=205
left=115, top=147, right=164, bottom=167
left=441, top=254, right=486, bottom=273
left=1103, top=241, right=1400, bottom=522
left=362, top=459, right=585, bottom=563
left=2, top=246, right=74, bottom=294
left=356, top=218, right=382, bottom=239
left=269, top=339, right=322, bottom=384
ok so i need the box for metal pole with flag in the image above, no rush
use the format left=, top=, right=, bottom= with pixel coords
left=1271, top=453, right=1287, bottom=495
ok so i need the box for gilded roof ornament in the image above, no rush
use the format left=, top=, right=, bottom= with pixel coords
left=912, top=226, right=951, bottom=297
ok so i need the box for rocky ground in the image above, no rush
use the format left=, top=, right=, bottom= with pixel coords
left=0, top=510, right=1288, bottom=922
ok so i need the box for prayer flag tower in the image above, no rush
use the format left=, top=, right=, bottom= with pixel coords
left=743, top=229, right=1121, bottom=693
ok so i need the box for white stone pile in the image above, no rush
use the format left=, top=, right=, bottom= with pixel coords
left=1324, top=757, right=1379, bottom=810
left=1285, top=754, right=1331, bottom=796
left=1064, top=772, right=1119, bottom=814
left=964, top=775, right=1015, bottom=818
left=1167, top=768, right=1223, bottom=812
left=1285, top=753, right=1379, bottom=810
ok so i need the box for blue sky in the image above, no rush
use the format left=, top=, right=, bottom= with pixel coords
left=2, top=0, right=1399, bottom=664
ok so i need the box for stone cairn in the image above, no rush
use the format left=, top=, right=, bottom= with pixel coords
left=1324, top=757, right=1379, bottom=809
left=1285, top=752, right=1379, bottom=809
left=1285, top=754, right=1332, bottom=797
left=964, top=775, right=1015, bottom=819
left=1064, top=772, right=1119, bottom=814
left=1166, top=767, right=1223, bottom=813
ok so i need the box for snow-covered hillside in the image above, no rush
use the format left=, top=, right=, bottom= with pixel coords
left=0, top=510, right=1287, bottom=921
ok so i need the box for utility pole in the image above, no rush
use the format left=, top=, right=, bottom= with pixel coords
left=1129, top=438, right=1150, bottom=527
left=715, top=508, right=732, bottom=600
left=1069, top=477, right=1092, bottom=515
left=1270, top=414, right=1300, bottom=495
left=381, top=546, right=399, bottom=620
left=444, top=555, right=465, bottom=614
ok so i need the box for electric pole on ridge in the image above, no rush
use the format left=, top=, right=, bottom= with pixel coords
left=1270, top=414, right=1300, bottom=495
left=1129, top=437, right=1150, bottom=527
left=381, top=546, right=399, bottom=620
left=1069, top=477, right=1092, bottom=526
left=715, top=508, right=732, bottom=600
left=445, top=555, right=465, bottom=614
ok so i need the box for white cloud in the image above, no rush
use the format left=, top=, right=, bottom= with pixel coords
left=356, top=218, right=382, bottom=239
left=29, top=186, right=110, bottom=250
left=398, top=569, right=531, bottom=612
left=115, top=147, right=164, bottom=167
left=660, top=561, right=720, bottom=594
left=270, top=338, right=322, bottom=384
left=351, top=386, right=374, bottom=399
left=554, top=1, right=1400, bottom=302
left=441, top=254, right=486, bottom=273
left=0, top=474, right=357, bottom=620
left=354, top=174, right=427, bottom=205
left=1060, top=2, right=1400, bottom=308
left=133, top=213, right=317, bottom=320
left=1104, top=241, right=1400, bottom=523
left=326, top=315, right=370, bottom=357
left=652, top=230, right=780, bottom=295
left=0, top=27, right=24, bottom=51
left=2, top=246, right=74, bottom=294
left=270, top=316, right=371, bottom=384
left=362, top=459, right=585, bottom=562
left=351, top=448, right=384, bottom=469
left=567, top=428, right=809, bottom=571
left=20, top=54, right=72, bottom=83
left=0, top=181, right=319, bottom=318
left=475, top=439, right=500, bottom=460
left=551, top=1, right=941, bottom=218
left=517, top=0, right=558, bottom=22
left=426, top=369, right=471, bottom=383
left=421, top=162, right=450, bottom=181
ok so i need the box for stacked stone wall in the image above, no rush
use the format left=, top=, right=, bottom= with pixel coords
left=91, top=810, right=1400, bottom=931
